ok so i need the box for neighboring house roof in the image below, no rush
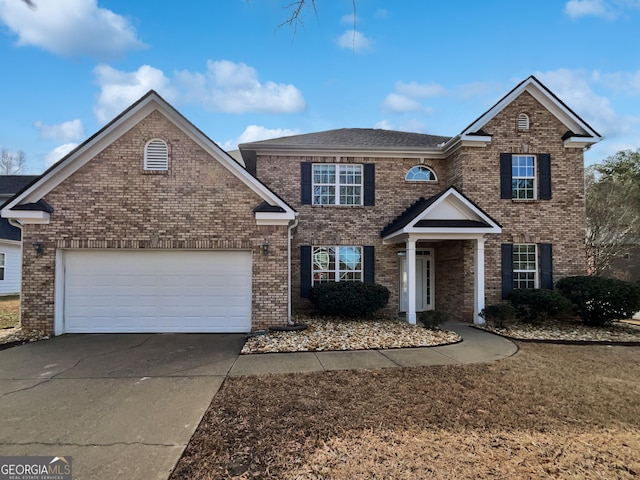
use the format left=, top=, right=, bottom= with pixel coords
left=0, top=175, right=40, bottom=241
left=381, top=186, right=502, bottom=241
left=1, top=91, right=296, bottom=226
left=240, top=75, right=602, bottom=161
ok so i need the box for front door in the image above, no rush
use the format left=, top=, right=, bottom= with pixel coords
left=399, top=249, right=434, bottom=312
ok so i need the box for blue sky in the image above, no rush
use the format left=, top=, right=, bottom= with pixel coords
left=1, top=0, right=640, bottom=173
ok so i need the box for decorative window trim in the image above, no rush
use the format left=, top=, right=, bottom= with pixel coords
left=144, top=139, right=169, bottom=171
left=405, top=165, right=437, bottom=182
left=312, top=164, right=363, bottom=205
left=0, top=253, right=5, bottom=281
left=511, top=154, right=536, bottom=200
left=517, top=113, right=530, bottom=131
left=312, top=246, right=363, bottom=284
left=512, top=244, right=538, bottom=289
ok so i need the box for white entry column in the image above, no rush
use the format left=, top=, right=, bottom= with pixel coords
left=406, top=237, right=417, bottom=324
left=474, top=236, right=486, bottom=324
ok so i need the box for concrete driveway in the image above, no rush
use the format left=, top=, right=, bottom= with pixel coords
left=0, top=333, right=244, bottom=480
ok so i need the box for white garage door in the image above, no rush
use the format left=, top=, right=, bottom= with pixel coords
left=62, top=250, right=252, bottom=333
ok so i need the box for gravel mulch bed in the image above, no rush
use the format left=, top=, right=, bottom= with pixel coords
left=0, top=327, right=50, bottom=350
left=241, top=319, right=461, bottom=354
left=478, top=318, right=640, bottom=344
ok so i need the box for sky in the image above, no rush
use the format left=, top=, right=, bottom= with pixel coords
left=1, top=0, right=640, bottom=174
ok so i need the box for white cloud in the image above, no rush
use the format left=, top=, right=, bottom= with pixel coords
left=337, top=30, right=372, bottom=53
left=93, top=64, right=177, bottom=123
left=221, top=125, right=300, bottom=151
left=373, top=119, right=426, bottom=133
left=593, top=69, right=640, bottom=96
left=395, top=81, right=446, bottom=98
left=175, top=60, right=306, bottom=114
left=45, top=143, right=78, bottom=167
left=0, top=0, right=145, bottom=59
left=34, top=119, right=85, bottom=142
left=565, top=0, right=610, bottom=17
left=93, top=60, right=305, bottom=123
left=382, top=93, right=423, bottom=112
left=341, top=13, right=356, bottom=24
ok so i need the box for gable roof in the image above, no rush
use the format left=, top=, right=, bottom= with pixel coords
left=381, top=186, right=501, bottom=241
left=448, top=75, right=602, bottom=150
left=1, top=91, right=296, bottom=225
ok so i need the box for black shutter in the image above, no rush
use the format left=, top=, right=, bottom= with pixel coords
left=538, top=154, right=552, bottom=200
left=539, top=243, right=553, bottom=289
left=500, top=153, right=512, bottom=199
left=301, top=162, right=312, bottom=204
left=300, top=245, right=312, bottom=298
left=363, top=246, right=375, bottom=283
left=363, top=163, right=375, bottom=206
left=501, top=243, right=514, bottom=299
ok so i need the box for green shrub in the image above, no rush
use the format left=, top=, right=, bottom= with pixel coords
left=480, top=303, right=515, bottom=328
left=418, top=310, right=449, bottom=330
left=309, top=282, right=390, bottom=318
left=556, top=276, right=640, bottom=326
left=507, top=289, right=571, bottom=323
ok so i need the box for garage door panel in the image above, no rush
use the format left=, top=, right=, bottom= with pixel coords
left=63, top=250, right=252, bottom=333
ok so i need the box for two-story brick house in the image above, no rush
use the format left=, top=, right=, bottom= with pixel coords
left=2, top=76, right=601, bottom=334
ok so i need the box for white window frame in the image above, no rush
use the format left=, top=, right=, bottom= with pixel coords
left=312, top=164, right=363, bottom=205
left=144, top=138, right=169, bottom=171
left=0, top=253, right=5, bottom=281
left=405, top=165, right=437, bottom=182
left=512, top=244, right=538, bottom=289
left=512, top=154, right=536, bottom=200
left=312, top=246, right=363, bottom=285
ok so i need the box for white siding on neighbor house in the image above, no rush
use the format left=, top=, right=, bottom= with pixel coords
left=0, top=242, right=22, bottom=295
left=60, top=249, right=252, bottom=333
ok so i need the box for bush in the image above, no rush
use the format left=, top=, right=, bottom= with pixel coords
left=480, top=303, right=515, bottom=328
left=309, top=282, right=390, bottom=318
left=418, top=310, right=449, bottom=330
left=556, top=276, right=640, bottom=326
left=507, top=289, right=571, bottom=324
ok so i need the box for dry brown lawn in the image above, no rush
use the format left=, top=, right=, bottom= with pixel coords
left=0, top=296, right=19, bottom=329
left=171, top=343, right=640, bottom=479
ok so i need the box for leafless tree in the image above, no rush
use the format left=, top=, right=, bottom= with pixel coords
left=0, top=149, right=26, bottom=175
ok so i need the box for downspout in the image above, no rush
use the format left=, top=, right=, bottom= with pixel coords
left=287, top=216, right=299, bottom=325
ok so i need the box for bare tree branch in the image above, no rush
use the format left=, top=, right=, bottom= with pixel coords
left=0, top=149, right=26, bottom=175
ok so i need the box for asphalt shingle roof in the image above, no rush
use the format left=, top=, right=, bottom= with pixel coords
left=241, top=128, right=451, bottom=150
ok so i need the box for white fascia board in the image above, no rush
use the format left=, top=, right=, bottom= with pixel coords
left=251, top=147, right=447, bottom=160
left=1, top=209, right=50, bottom=224
left=382, top=231, right=493, bottom=244
left=460, top=134, right=492, bottom=147
left=255, top=211, right=297, bottom=225
left=563, top=137, right=601, bottom=149
left=0, top=239, right=22, bottom=246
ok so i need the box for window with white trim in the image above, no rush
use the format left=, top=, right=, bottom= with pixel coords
left=512, top=155, right=536, bottom=200
left=513, top=244, right=537, bottom=289
left=405, top=165, right=437, bottom=182
left=313, top=164, right=362, bottom=205
left=144, top=139, right=169, bottom=171
left=312, top=246, right=362, bottom=284
left=517, top=113, right=530, bottom=131
left=0, top=253, right=5, bottom=281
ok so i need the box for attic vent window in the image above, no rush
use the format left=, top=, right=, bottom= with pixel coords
left=144, top=139, right=169, bottom=171
left=517, top=113, right=530, bottom=131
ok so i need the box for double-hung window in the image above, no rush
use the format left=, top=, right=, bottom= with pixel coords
left=511, top=155, right=536, bottom=200
left=312, top=246, right=362, bottom=284
left=313, top=164, right=362, bottom=205
left=512, top=244, right=537, bottom=289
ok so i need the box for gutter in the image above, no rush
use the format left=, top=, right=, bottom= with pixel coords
left=287, top=216, right=299, bottom=325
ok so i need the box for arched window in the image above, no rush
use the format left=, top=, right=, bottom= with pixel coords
left=144, top=139, right=169, bottom=171
left=405, top=165, right=437, bottom=182
left=517, top=113, right=530, bottom=131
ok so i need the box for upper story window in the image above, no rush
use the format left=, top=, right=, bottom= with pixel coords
left=144, top=139, right=169, bottom=171
left=405, top=165, right=437, bottom=182
left=517, top=113, right=530, bottom=131
left=511, top=155, right=536, bottom=200
left=312, top=246, right=362, bottom=284
left=512, top=244, right=538, bottom=289
left=313, top=164, right=362, bottom=205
